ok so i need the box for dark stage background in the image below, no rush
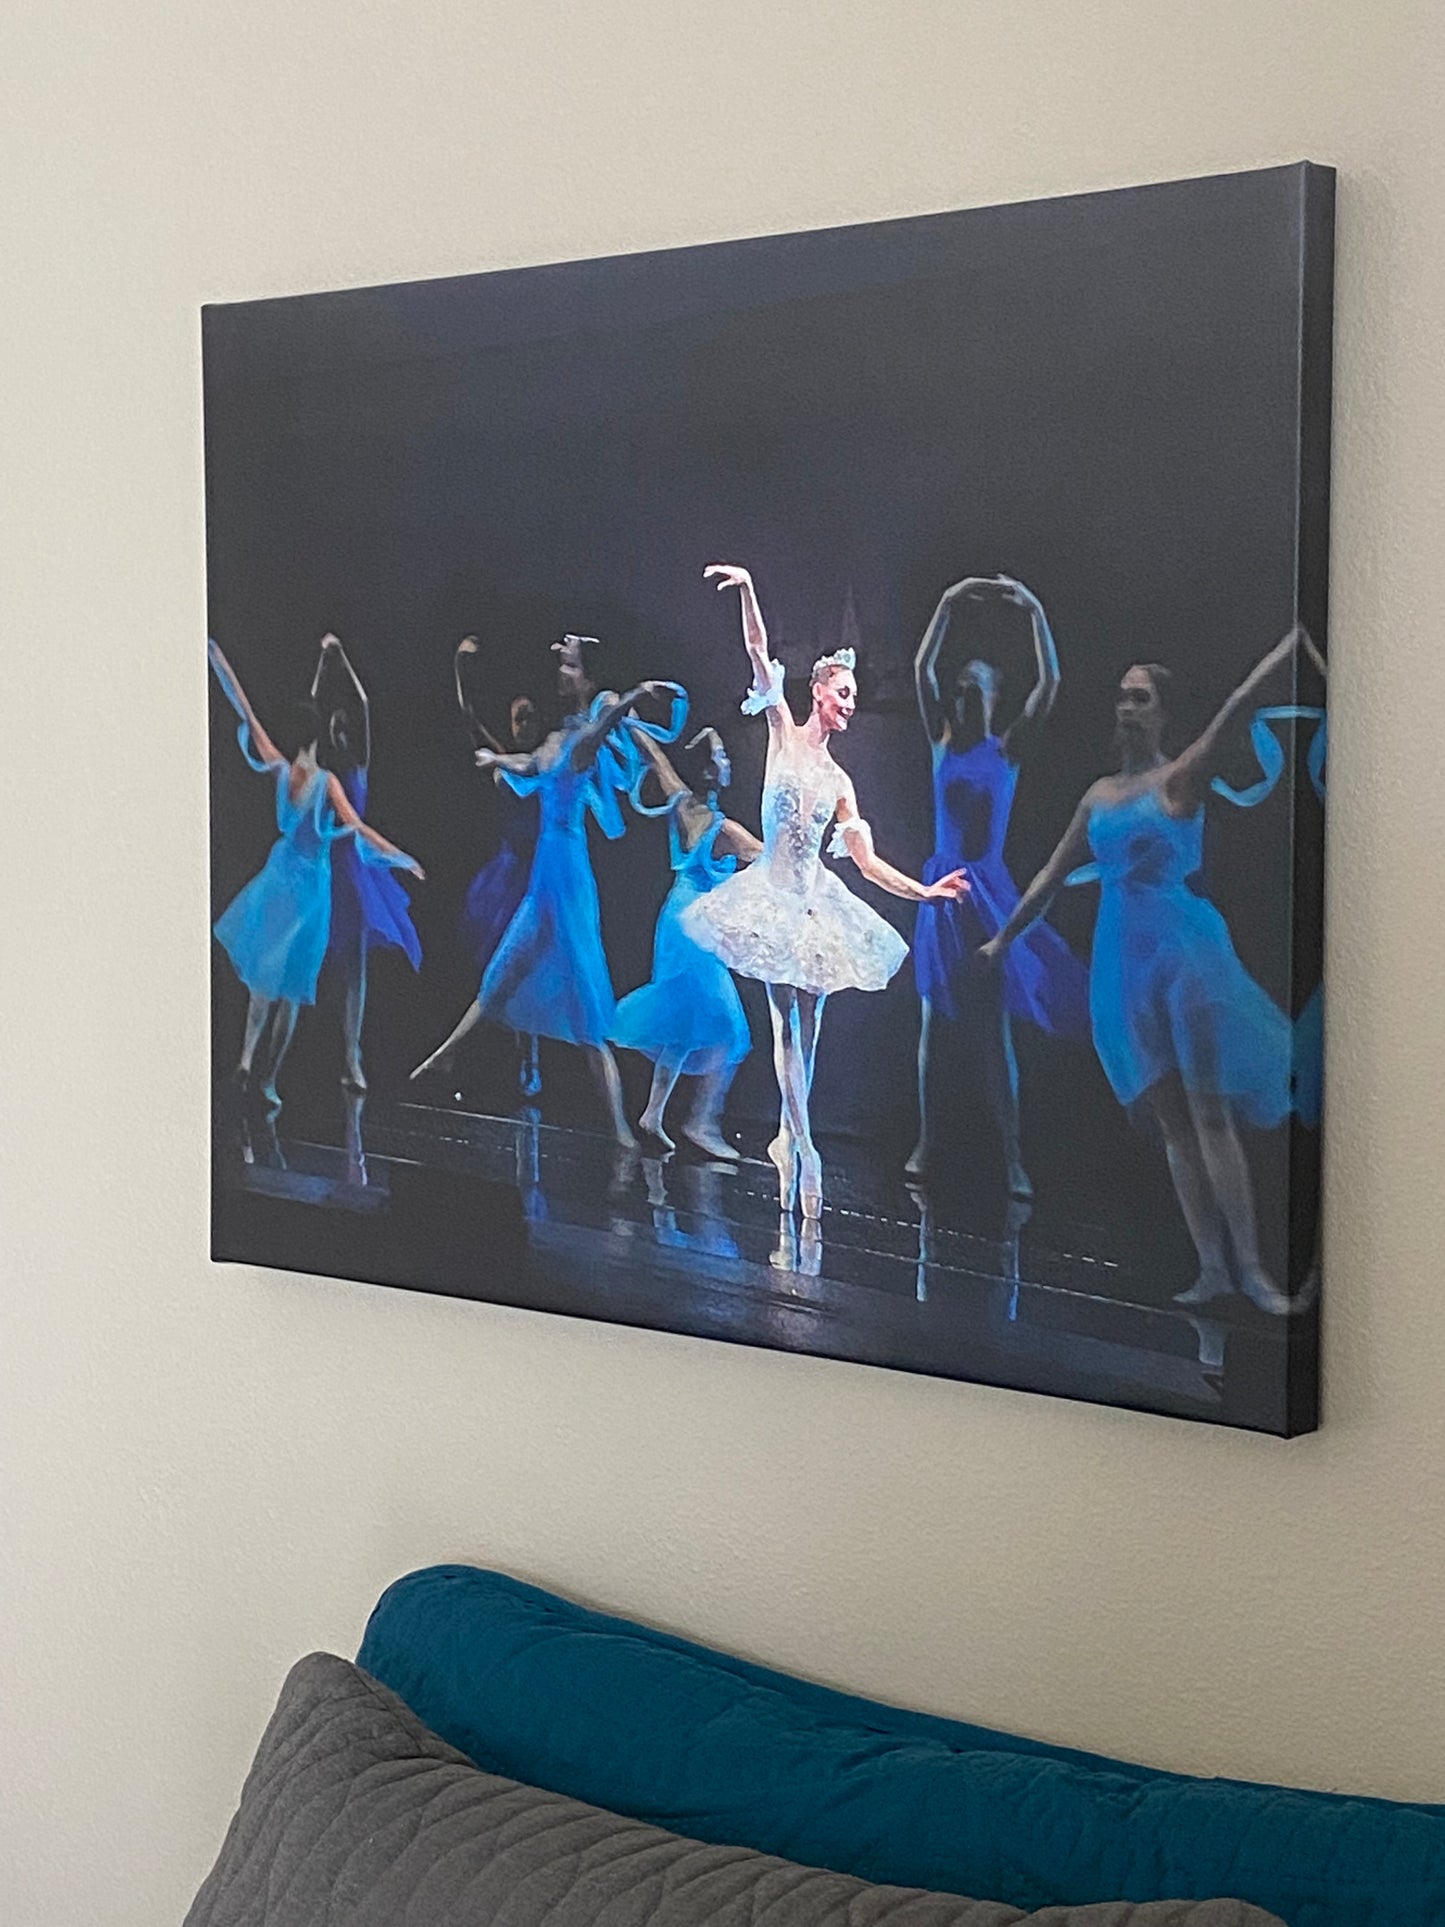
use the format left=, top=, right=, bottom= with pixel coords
left=205, top=165, right=1327, bottom=1283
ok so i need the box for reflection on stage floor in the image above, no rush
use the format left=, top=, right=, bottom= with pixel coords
left=212, top=1087, right=1315, bottom=1434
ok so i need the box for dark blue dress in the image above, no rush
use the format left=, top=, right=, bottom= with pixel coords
left=611, top=802, right=751, bottom=1073
left=914, top=735, right=1088, bottom=1037
left=1086, top=787, right=1290, bottom=1126
left=329, top=767, right=421, bottom=970
left=463, top=781, right=539, bottom=974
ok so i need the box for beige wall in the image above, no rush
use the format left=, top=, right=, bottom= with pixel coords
left=4, top=3, right=1444, bottom=1920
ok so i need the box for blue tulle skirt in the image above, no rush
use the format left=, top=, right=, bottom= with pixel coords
left=215, top=838, right=332, bottom=1006
left=914, top=853, right=1088, bottom=1039
left=1091, top=880, right=1292, bottom=1128
left=612, top=871, right=751, bottom=1073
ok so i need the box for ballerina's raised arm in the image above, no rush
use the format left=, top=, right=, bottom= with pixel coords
left=208, top=638, right=285, bottom=770
left=1162, top=622, right=1317, bottom=815
left=311, top=632, right=372, bottom=769
left=705, top=563, right=791, bottom=730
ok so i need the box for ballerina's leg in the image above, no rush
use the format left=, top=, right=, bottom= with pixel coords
left=518, top=1033, right=541, bottom=1098
left=238, top=992, right=275, bottom=1079
left=1147, top=1077, right=1232, bottom=1303
left=584, top=1043, right=636, bottom=1149
left=641, top=1053, right=685, bottom=1149
left=906, top=998, right=936, bottom=1178
left=974, top=973, right=1029, bottom=1199
left=258, top=999, right=300, bottom=1108
left=340, top=942, right=368, bottom=1090
left=683, top=1048, right=740, bottom=1161
left=794, top=989, right=825, bottom=1216
left=1183, top=1087, right=1293, bottom=1314
left=410, top=999, right=485, bottom=1080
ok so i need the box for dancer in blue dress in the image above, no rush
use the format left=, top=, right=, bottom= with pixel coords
left=685, top=565, right=967, bottom=1219
left=209, top=639, right=424, bottom=1107
left=455, top=636, right=543, bottom=1096
left=411, top=634, right=685, bottom=1146
left=612, top=727, right=761, bottom=1158
left=982, top=625, right=1316, bottom=1314
left=909, top=573, right=1088, bottom=1196
left=311, top=635, right=422, bottom=1091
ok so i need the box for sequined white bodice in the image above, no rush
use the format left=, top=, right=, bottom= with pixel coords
left=758, top=742, right=839, bottom=895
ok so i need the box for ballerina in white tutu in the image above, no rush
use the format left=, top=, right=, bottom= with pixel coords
left=684, top=564, right=967, bottom=1217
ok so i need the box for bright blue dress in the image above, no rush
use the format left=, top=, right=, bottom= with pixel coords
left=463, top=781, right=538, bottom=972
left=914, top=736, right=1088, bottom=1038
left=611, top=801, right=752, bottom=1073
left=1086, top=787, right=1291, bottom=1126
left=214, top=757, right=340, bottom=1007
left=329, top=767, right=422, bottom=969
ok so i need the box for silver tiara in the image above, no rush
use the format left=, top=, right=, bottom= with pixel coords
left=811, top=646, right=856, bottom=682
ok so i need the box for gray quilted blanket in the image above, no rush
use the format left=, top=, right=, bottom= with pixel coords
left=183, top=1654, right=1284, bottom=1927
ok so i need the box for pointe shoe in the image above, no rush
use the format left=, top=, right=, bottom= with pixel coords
left=799, top=1145, right=823, bottom=1220
left=904, top=1141, right=927, bottom=1179
left=1239, top=1266, right=1297, bottom=1317
left=1173, top=1268, right=1233, bottom=1307
left=767, top=1132, right=799, bottom=1211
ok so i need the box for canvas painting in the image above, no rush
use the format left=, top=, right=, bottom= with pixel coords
left=206, top=163, right=1331, bottom=1433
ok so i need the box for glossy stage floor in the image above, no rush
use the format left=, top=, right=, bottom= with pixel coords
left=212, top=1086, right=1317, bottom=1434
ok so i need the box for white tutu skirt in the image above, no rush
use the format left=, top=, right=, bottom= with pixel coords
left=682, top=861, right=908, bottom=997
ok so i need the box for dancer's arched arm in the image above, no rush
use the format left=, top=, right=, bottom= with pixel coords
left=832, top=774, right=966, bottom=904
left=568, top=681, right=674, bottom=771
left=913, top=577, right=994, bottom=744
left=208, top=639, right=284, bottom=769
left=715, top=816, right=763, bottom=863
left=1166, top=623, right=1310, bottom=811
left=628, top=726, right=690, bottom=800
left=324, top=773, right=425, bottom=878
left=312, top=633, right=372, bottom=767
left=999, top=579, right=1061, bottom=758
left=981, top=796, right=1093, bottom=958
left=454, top=637, right=509, bottom=755
left=705, top=563, right=791, bottom=733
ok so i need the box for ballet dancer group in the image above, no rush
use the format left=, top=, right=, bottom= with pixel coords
left=211, top=561, right=1325, bottom=1316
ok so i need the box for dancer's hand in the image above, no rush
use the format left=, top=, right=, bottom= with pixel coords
left=1294, top=622, right=1327, bottom=677
left=977, top=935, right=1004, bottom=966
left=940, top=575, right=998, bottom=602
left=993, top=576, right=1044, bottom=611
left=407, top=860, right=426, bottom=881
left=474, top=747, right=498, bottom=770
left=704, top=563, right=753, bottom=593
left=319, top=631, right=342, bottom=651
left=921, top=868, right=968, bottom=901
left=457, top=635, right=480, bottom=655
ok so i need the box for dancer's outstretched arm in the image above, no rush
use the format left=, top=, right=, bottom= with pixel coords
left=998, top=578, right=1061, bottom=756
left=832, top=774, right=966, bottom=904
left=1166, top=623, right=1312, bottom=811
left=311, top=633, right=372, bottom=767
left=324, top=775, right=425, bottom=878
left=208, top=638, right=284, bottom=769
left=913, top=576, right=995, bottom=744
left=980, top=796, right=1094, bottom=958
left=454, top=637, right=509, bottom=755
left=705, top=563, right=792, bottom=733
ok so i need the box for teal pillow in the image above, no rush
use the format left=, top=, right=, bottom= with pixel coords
left=357, top=1565, right=1444, bottom=1927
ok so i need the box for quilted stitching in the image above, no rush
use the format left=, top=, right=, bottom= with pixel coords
left=184, top=1657, right=1283, bottom=1927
